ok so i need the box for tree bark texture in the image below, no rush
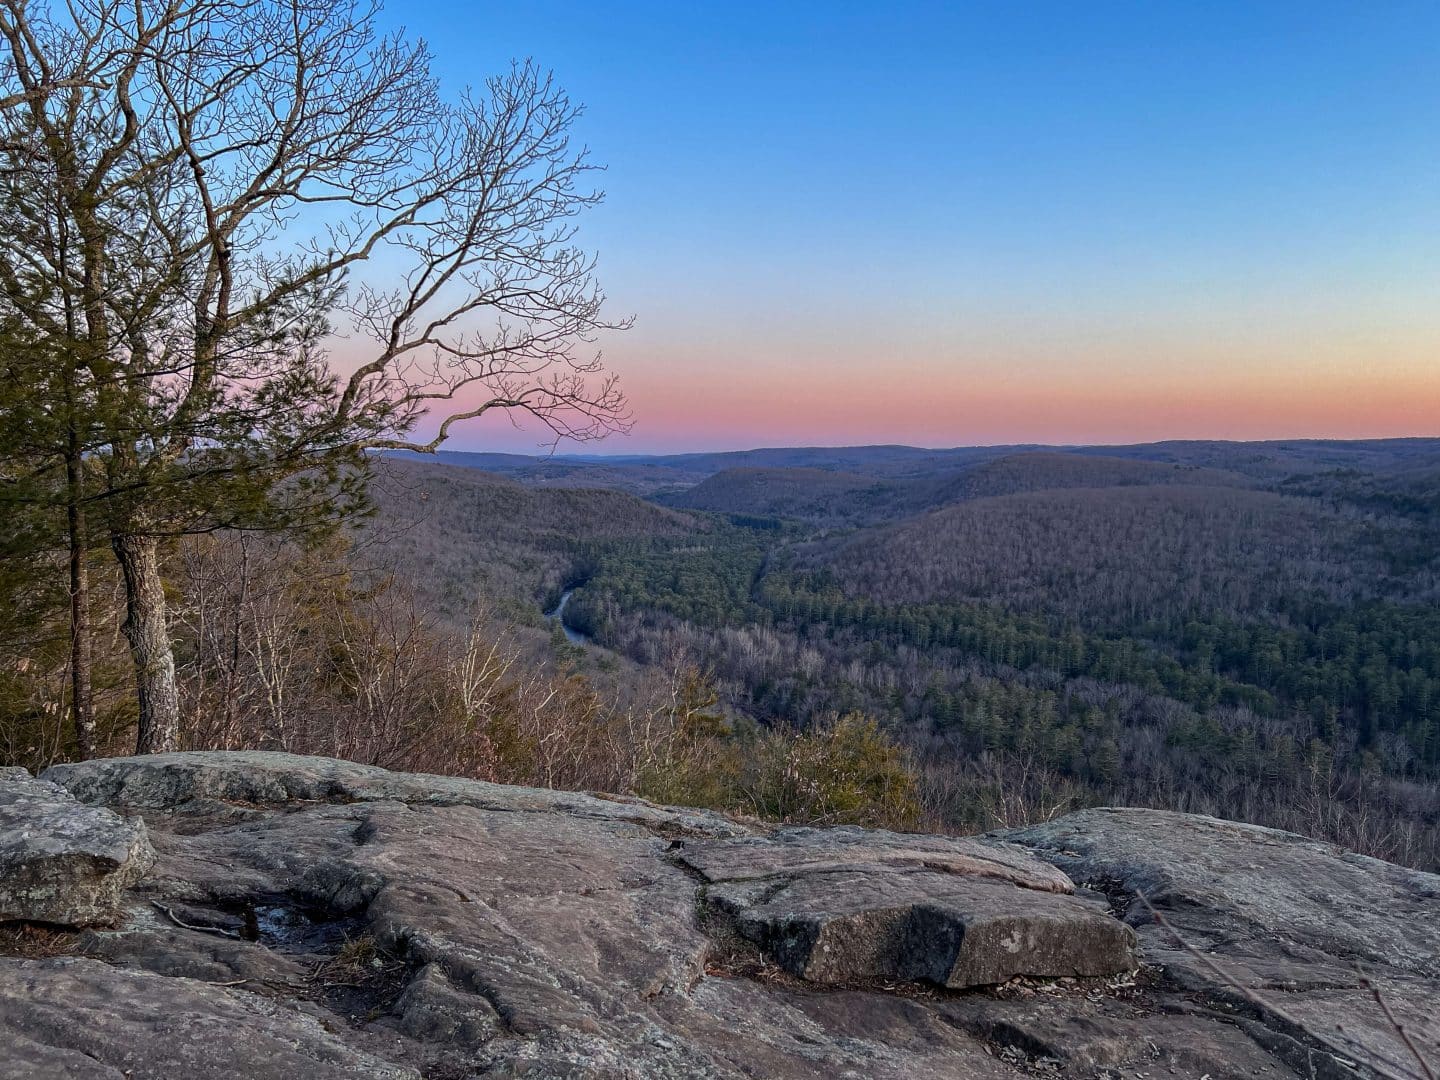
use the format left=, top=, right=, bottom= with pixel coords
left=112, top=533, right=179, bottom=753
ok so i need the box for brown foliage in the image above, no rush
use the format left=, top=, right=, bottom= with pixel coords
left=158, top=531, right=921, bottom=830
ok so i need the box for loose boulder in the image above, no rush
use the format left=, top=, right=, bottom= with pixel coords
left=0, top=769, right=154, bottom=927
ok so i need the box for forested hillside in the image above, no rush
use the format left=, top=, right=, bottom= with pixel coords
left=666, top=467, right=888, bottom=523
left=904, top=452, right=1252, bottom=504
left=386, top=451, right=712, bottom=497
left=667, top=452, right=1254, bottom=525
left=365, top=459, right=704, bottom=623
left=364, top=439, right=1440, bottom=870
left=813, top=485, right=1428, bottom=623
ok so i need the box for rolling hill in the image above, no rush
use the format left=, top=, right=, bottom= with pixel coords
left=664, top=466, right=890, bottom=521
left=809, top=483, right=1422, bottom=627
left=395, top=438, right=1440, bottom=500
left=363, top=458, right=706, bottom=622
left=665, top=451, right=1256, bottom=525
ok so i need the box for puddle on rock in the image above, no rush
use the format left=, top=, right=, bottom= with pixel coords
left=250, top=902, right=362, bottom=954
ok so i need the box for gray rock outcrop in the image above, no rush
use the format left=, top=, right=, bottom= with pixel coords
left=0, top=751, right=1434, bottom=1078
left=0, top=768, right=153, bottom=926
left=996, top=808, right=1440, bottom=1079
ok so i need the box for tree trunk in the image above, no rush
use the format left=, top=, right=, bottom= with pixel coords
left=112, top=533, right=180, bottom=753
left=66, top=444, right=96, bottom=759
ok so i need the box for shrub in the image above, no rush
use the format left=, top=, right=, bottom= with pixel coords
left=738, top=713, right=921, bottom=829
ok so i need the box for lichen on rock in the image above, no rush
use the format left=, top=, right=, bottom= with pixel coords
left=0, top=768, right=154, bottom=927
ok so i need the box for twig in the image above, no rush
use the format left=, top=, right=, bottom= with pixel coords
left=1359, top=972, right=1437, bottom=1080
left=1135, top=890, right=1429, bottom=1080
left=151, top=900, right=244, bottom=940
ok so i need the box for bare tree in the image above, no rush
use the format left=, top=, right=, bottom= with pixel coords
left=0, top=0, right=629, bottom=753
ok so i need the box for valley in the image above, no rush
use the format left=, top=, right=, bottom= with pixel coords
left=367, top=437, right=1440, bottom=870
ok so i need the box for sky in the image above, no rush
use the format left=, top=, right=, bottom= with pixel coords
left=375, top=1, right=1440, bottom=454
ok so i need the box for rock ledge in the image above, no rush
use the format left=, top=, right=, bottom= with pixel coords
left=0, top=752, right=1433, bottom=1079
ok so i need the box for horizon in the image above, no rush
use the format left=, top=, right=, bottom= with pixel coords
left=407, top=432, right=1440, bottom=461
left=376, top=1, right=1440, bottom=455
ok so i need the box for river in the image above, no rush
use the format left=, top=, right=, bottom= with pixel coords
left=545, top=588, right=591, bottom=645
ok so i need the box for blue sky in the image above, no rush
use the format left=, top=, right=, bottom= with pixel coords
left=382, top=1, right=1440, bottom=452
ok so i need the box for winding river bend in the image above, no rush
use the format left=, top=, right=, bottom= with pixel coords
left=545, top=589, right=591, bottom=645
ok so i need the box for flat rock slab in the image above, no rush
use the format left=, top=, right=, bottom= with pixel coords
left=679, top=825, right=1073, bottom=893
left=993, top=807, right=1440, bottom=977
left=0, top=956, right=416, bottom=1080
left=0, top=769, right=153, bottom=927
left=44, top=749, right=750, bottom=837
left=686, top=827, right=1135, bottom=988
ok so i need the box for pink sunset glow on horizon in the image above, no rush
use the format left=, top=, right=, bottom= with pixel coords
left=380, top=329, right=1440, bottom=455
left=304, top=0, right=1440, bottom=460
left=391, top=366, right=1440, bottom=456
